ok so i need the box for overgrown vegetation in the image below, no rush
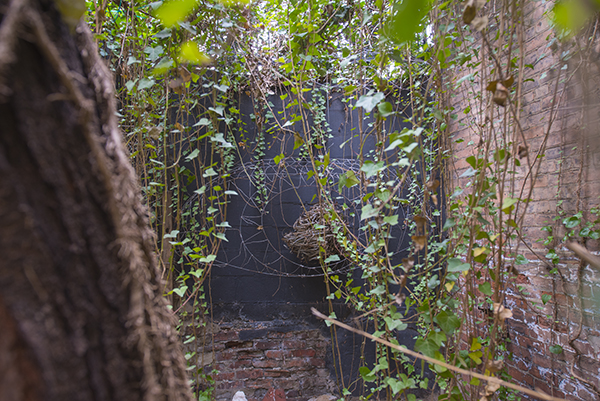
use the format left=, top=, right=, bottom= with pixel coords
left=87, top=0, right=600, bottom=400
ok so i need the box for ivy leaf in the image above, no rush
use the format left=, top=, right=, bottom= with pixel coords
left=144, top=45, right=164, bottom=61
left=274, top=153, right=285, bottom=164
left=384, top=317, right=407, bottom=331
left=179, top=41, right=211, bottom=65
left=361, top=204, right=378, bottom=220
left=172, top=285, right=188, bottom=298
left=447, top=258, right=470, bottom=273
left=378, top=101, right=394, bottom=117
left=154, top=0, right=197, bottom=27
left=550, top=344, right=563, bottom=354
left=384, top=0, right=431, bottom=44
left=541, top=294, right=552, bottom=305
left=436, top=310, right=461, bottom=336
left=324, top=255, right=340, bottom=263
left=478, top=282, right=493, bottom=296
left=501, top=197, right=519, bottom=212
left=515, top=254, right=529, bottom=265
left=360, top=160, right=385, bottom=178
left=442, top=217, right=456, bottom=231
left=185, top=148, right=200, bottom=161
left=552, top=0, right=591, bottom=36
left=414, top=338, right=438, bottom=358
left=355, top=92, right=385, bottom=113
left=138, top=78, right=155, bottom=90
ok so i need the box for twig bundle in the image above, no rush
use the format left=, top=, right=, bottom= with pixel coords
left=283, top=204, right=341, bottom=263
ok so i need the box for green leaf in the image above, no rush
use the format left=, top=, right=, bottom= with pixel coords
left=355, top=92, right=385, bottom=113
left=172, top=285, right=188, bottom=297
left=138, top=78, right=155, bottom=90
left=155, top=0, right=197, bottom=27
left=468, top=350, right=483, bottom=364
left=144, top=45, right=164, bottom=61
left=442, top=217, right=455, bottom=231
left=563, top=214, right=581, bottom=229
left=447, top=258, right=470, bottom=273
left=478, top=282, right=493, bottom=296
left=515, top=254, right=529, bottom=265
left=384, top=316, right=407, bottom=331
left=414, top=338, right=438, bottom=358
left=501, top=197, right=519, bottom=212
left=324, top=255, right=341, bottom=263
left=274, top=153, right=285, bottom=164
left=383, top=215, right=399, bottom=226
left=384, top=0, right=431, bottom=44
left=359, top=366, right=376, bottom=382
left=361, top=204, right=378, bottom=220
left=163, top=230, right=180, bottom=239
left=203, top=167, right=217, bottom=177
left=436, top=310, right=460, bottom=335
left=541, top=294, right=552, bottom=305
left=186, top=149, right=200, bottom=161
left=179, top=41, right=211, bottom=64
left=550, top=344, right=563, bottom=354
left=378, top=101, right=394, bottom=117
left=360, top=160, right=386, bottom=178
left=553, top=0, right=590, bottom=36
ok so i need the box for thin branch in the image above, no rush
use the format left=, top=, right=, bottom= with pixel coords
left=566, top=241, right=600, bottom=270
left=311, top=308, right=567, bottom=401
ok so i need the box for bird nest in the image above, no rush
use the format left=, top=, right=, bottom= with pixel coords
left=283, top=204, right=343, bottom=263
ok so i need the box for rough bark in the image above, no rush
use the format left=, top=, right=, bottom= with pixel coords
left=0, top=1, right=193, bottom=401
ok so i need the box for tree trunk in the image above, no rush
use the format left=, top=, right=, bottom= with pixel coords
left=0, top=1, right=193, bottom=401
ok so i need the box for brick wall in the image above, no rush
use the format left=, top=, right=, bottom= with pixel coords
left=446, top=1, right=600, bottom=399
left=183, top=318, right=336, bottom=401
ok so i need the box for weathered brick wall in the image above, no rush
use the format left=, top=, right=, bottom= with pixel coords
left=447, top=1, right=600, bottom=399
left=184, top=319, right=336, bottom=401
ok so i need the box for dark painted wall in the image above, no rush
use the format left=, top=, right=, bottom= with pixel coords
left=177, top=85, right=435, bottom=395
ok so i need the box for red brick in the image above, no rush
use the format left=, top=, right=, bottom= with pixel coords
left=283, top=340, right=305, bottom=349
left=214, top=331, right=239, bottom=342
left=291, top=349, right=316, bottom=358
left=256, top=341, right=279, bottom=350
left=262, top=388, right=286, bottom=401
left=309, top=358, right=326, bottom=367
left=253, top=359, right=280, bottom=368
left=265, top=350, right=284, bottom=359
left=236, top=370, right=265, bottom=380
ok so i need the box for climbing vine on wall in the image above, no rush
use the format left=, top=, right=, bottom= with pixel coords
left=87, top=0, right=600, bottom=400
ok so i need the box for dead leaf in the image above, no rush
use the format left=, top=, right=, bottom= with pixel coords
left=486, top=80, right=498, bottom=92
left=431, top=194, right=438, bottom=206
left=502, top=75, right=514, bottom=88
left=493, top=83, right=508, bottom=107
left=414, top=216, right=427, bottom=232
left=493, top=303, right=513, bottom=323
left=179, top=65, right=191, bottom=82
left=471, top=15, right=488, bottom=32
left=402, top=257, right=415, bottom=272
left=484, top=381, right=501, bottom=396
left=147, top=125, right=164, bottom=140
left=486, top=359, right=504, bottom=373
left=518, top=145, right=528, bottom=159
left=395, top=292, right=405, bottom=305
left=426, top=179, right=440, bottom=192
left=168, top=77, right=184, bottom=89
left=412, top=235, right=427, bottom=252
left=463, top=0, right=476, bottom=24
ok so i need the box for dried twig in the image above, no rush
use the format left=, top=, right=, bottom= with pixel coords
left=311, top=308, right=567, bottom=401
left=566, top=241, right=600, bottom=270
